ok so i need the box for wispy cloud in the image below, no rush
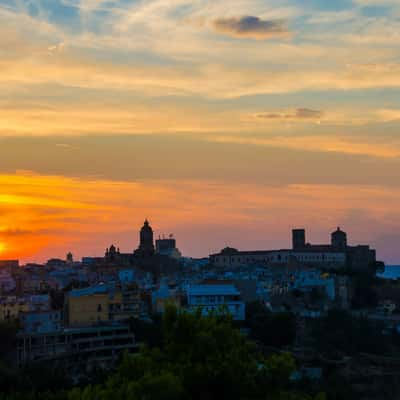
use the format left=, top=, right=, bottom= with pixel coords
left=208, top=134, right=400, bottom=159
left=256, top=108, right=323, bottom=120
left=212, top=16, right=290, bottom=39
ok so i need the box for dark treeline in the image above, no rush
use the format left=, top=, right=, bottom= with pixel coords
left=2, top=303, right=400, bottom=400
left=0, top=306, right=324, bottom=400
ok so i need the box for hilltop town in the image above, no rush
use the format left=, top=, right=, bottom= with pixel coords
left=0, top=220, right=398, bottom=399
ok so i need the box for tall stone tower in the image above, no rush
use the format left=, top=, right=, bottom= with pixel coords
left=292, top=229, right=306, bottom=250
left=136, top=219, right=155, bottom=257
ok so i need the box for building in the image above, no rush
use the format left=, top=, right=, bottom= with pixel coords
left=66, top=252, right=74, bottom=264
left=0, top=260, right=19, bottom=270
left=66, top=285, right=122, bottom=327
left=152, top=279, right=182, bottom=314
left=293, top=274, right=336, bottom=301
left=46, top=258, right=67, bottom=268
left=0, top=294, right=50, bottom=321
left=0, top=269, right=16, bottom=293
left=211, top=247, right=346, bottom=269
left=292, top=229, right=306, bottom=250
left=210, top=227, right=377, bottom=270
left=30, top=294, right=51, bottom=311
left=187, top=283, right=245, bottom=321
left=20, top=310, right=62, bottom=334
left=105, top=244, right=120, bottom=262
left=331, top=227, right=347, bottom=251
left=134, top=220, right=155, bottom=257
left=16, top=323, right=137, bottom=373
left=103, top=244, right=133, bottom=266
left=0, top=296, right=29, bottom=321
left=118, top=269, right=135, bottom=284
left=347, top=245, right=376, bottom=270
left=155, top=235, right=182, bottom=259
left=113, top=282, right=143, bottom=320
left=67, top=284, right=142, bottom=326
left=294, top=227, right=376, bottom=269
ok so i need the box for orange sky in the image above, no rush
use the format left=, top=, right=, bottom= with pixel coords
left=0, top=172, right=399, bottom=264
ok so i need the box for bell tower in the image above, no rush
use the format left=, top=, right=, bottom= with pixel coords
left=136, top=219, right=155, bottom=256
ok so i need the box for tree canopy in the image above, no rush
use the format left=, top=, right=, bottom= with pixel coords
left=1, top=306, right=323, bottom=400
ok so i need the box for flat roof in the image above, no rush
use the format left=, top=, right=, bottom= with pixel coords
left=17, top=323, right=130, bottom=338
left=187, top=284, right=240, bottom=296
left=210, top=247, right=346, bottom=257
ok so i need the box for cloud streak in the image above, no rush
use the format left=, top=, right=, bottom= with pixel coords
left=256, top=108, right=323, bottom=120
left=212, top=16, right=290, bottom=39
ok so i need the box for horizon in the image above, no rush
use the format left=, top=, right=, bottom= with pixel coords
left=1, top=0, right=400, bottom=264
left=4, top=221, right=397, bottom=266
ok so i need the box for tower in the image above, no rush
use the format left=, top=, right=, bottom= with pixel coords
left=66, top=252, right=73, bottom=264
left=331, top=227, right=347, bottom=251
left=136, top=219, right=155, bottom=256
left=105, top=244, right=120, bottom=262
left=292, top=229, right=306, bottom=250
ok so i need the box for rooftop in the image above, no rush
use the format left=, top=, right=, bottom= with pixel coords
left=187, top=284, right=240, bottom=296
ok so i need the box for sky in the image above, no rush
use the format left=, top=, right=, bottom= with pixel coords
left=0, top=0, right=400, bottom=264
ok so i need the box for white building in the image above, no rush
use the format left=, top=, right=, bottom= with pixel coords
left=211, top=249, right=346, bottom=268
left=187, top=284, right=245, bottom=321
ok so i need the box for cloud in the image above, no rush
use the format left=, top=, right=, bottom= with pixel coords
left=0, top=228, right=34, bottom=237
left=212, top=16, right=290, bottom=39
left=48, top=41, right=65, bottom=54
left=55, top=143, right=79, bottom=149
left=256, top=108, right=323, bottom=120
left=376, top=109, right=400, bottom=122
left=208, top=134, right=400, bottom=159
left=353, top=0, right=398, bottom=5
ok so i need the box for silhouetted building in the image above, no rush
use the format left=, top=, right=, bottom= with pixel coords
left=134, top=220, right=155, bottom=257
left=292, top=229, right=306, bottom=250
left=46, top=258, right=66, bottom=268
left=331, top=227, right=347, bottom=251
left=0, top=260, right=19, bottom=272
left=105, top=244, right=120, bottom=262
left=210, top=248, right=346, bottom=268
left=66, top=252, right=74, bottom=264
left=211, top=227, right=378, bottom=271
left=155, top=235, right=182, bottom=259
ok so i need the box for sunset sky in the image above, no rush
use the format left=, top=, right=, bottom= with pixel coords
left=1, top=0, right=400, bottom=263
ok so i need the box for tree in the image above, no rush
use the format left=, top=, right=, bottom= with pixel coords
left=311, top=309, right=389, bottom=357
left=246, top=301, right=296, bottom=348
left=0, top=321, right=17, bottom=361
left=1, top=306, right=323, bottom=400
left=66, top=305, right=304, bottom=400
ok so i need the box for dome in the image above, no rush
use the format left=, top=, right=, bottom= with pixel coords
left=331, top=227, right=347, bottom=250
left=136, top=219, right=155, bottom=256
left=332, top=227, right=346, bottom=236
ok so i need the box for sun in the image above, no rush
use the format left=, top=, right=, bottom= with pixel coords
left=0, top=242, right=6, bottom=255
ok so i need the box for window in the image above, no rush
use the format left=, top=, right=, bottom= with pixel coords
left=97, top=304, right=102, bottom=312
